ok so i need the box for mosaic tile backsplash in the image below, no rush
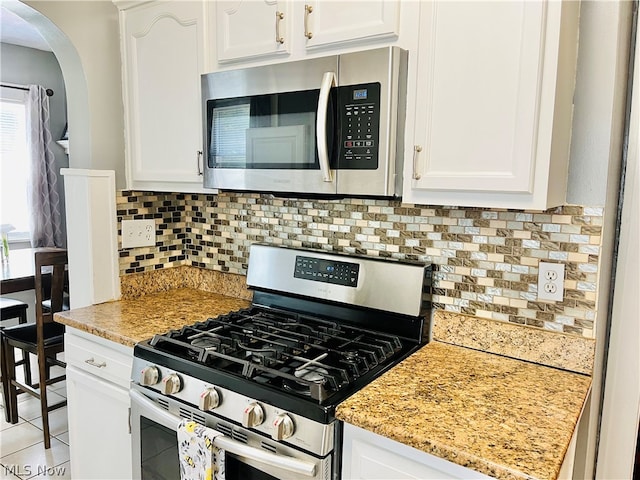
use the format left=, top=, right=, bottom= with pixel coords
left=117, top=191, right=603, bottom=338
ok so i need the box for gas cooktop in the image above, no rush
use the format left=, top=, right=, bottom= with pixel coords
left=133, top=244, right=432, bottom=423
left=140, top=305, right=412, bottom=402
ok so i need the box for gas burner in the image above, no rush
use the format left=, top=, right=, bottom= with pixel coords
left=282, top=379, right=313, bottom=396
left=191, top=337, right=219, bottom=349
left=343, top=350, right=359, bottom=361
left=294, top=366, right=329, bottom=384
left=238, top=343, right=280, bottom=366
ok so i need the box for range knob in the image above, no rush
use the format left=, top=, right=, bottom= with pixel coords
left=199, top=387, right=220, bottom=411
left=242, top=402, right=264, bottom=428
left=140, top=366, right=159, bottom=386
left=161, top=373, right=182, bottom=395
left=272, top=413, right=295, bottom=441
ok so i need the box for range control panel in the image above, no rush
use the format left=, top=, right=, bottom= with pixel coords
left=294, top=255, right=360, bottom=287
left=338, top=82, right=381, bottom=170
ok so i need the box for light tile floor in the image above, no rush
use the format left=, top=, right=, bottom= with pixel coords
left=0, top=362, right=70, bottom=480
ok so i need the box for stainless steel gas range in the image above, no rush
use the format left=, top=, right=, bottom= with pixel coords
left=130, top=244, right=432, bottom=480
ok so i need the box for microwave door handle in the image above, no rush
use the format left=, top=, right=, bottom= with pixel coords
left=317, top=71, right=335, bottom=183
left=130, top=389, right=317, bottom=477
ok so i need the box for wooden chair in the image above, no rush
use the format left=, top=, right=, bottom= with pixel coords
left=1, top=297, right=32, bottom=417
left=0, top=249, right=68, bottom=448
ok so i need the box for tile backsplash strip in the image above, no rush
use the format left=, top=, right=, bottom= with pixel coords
left=117, top=191, right=603, bottom=338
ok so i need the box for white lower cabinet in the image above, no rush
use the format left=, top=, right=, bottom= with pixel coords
left=65, top=329, right=133, bottom=479
left=342, top=423, right=492, bottom=480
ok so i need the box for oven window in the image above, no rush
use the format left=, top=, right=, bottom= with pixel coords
left=140, top=417, right=280, bottom=480
left=140, top=417, right=179, bottom=480
left=207, top=89, right=336, bottom=170
left=226, top=455, right=279, bottom=480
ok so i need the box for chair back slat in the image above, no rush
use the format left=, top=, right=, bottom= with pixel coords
left=34, top=249, right=68, bottom=326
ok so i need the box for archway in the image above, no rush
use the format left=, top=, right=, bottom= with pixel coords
left=3, top=0, right=91, bottom=168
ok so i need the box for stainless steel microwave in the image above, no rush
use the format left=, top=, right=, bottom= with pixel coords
left=201, top=47, right=408, bottom=197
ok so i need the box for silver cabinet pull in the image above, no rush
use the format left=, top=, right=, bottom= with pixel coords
left=275, top=11, right=284, bottom=44
left=197, top=150, right=203, bottom=176
left=304, top=5, right=313, bottom=39
left=413, top=145, right=423, bottom=180
left=85, top=357, right=106, bottom=368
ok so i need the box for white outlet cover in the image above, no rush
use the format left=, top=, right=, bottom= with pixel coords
left=537, top=262, right=565, bottom=302
left=121, top=219, right=156, bottom=248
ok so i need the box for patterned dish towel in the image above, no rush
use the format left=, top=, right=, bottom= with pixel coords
left=178, top=419, right=226, bottom=480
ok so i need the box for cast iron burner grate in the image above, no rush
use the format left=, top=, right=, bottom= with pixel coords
left=147, top=306, right=404, bottom=401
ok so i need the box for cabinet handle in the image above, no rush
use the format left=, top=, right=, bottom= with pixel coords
left=413, top=145, right=423, bottom=180
left=304, top=5, right=313, bottom=39
left=85, top=357, right=107, bottom=368
left=275, top=11, right=285, bottom=44
left=197, top=150, right=203, bottom=176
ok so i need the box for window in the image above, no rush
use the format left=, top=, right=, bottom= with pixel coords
left=0, top=88, right=31, bottom=243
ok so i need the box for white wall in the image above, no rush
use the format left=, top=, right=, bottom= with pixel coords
left=10, top=0, right=126, bottom=189
left=596, top=14, right=640, bottom=477
left=567, top=2, right=630, bottom=207
left=569, top=2, right=635, bottom=478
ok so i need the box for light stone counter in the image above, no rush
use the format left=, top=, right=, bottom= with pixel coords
left=54, top=269, right=593, bottom=480
left=54, top=287, right=251, bottom=347
left=336, top=341, right=591, bottom=480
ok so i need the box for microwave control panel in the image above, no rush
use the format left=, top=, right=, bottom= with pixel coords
left=338, top=82, right=381, bottom=170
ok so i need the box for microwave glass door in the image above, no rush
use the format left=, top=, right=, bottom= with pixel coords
left=207, top=89, right=336, bottom=170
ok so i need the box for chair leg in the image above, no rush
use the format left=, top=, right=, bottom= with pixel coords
left=22, top=352, right=33, bottom=387
left=17, top=310, right=33, bottom=387
left=0, top=335, right=11, bottom=423
left=4, top=340, right=19, bottom=424
left=38, top=352, right=51, bottom=449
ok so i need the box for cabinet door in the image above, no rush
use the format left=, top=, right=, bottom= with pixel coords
left=406, top=1, right=578, bottom=209
left=121, top=1, right=206, bottom=192
left=216, top=0, right=291, bottom=63
left=67, top=365, right=132, bottom=479
left=343, top=423, right=492, bottom=480
left=303, top=0, right=400, bottom=50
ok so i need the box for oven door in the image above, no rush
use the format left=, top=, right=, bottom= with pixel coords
left=130, top=387, right=331, bottom=480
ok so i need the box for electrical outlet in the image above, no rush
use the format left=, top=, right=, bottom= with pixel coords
left=537, top=262, right=565, bottom=302
left=121, top=219, right=156, bottom=248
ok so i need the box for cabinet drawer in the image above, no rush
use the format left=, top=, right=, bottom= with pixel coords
left=65, top=332, right=133, bottom=389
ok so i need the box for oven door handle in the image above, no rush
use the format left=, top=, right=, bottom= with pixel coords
left=214, top=435, right=316, bottom=477
left=130, top=389, right=317, bottom=478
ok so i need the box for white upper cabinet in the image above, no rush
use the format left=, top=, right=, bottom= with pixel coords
left=216, top=0, right=292, bottom=63
left=213, top=0, right=400, bottom=65
left=302, top=0, right=400, bottom=50
left=119, top=1, right=207, bottom=193
left=404, top=1, right=580, bottom=210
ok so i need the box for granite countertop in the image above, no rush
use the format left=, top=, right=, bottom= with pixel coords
left=55, top=285, right=591, bottom=480
left=54, top=287, right=251, bottom=347
left=336, top=341, right=591, bottom=480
